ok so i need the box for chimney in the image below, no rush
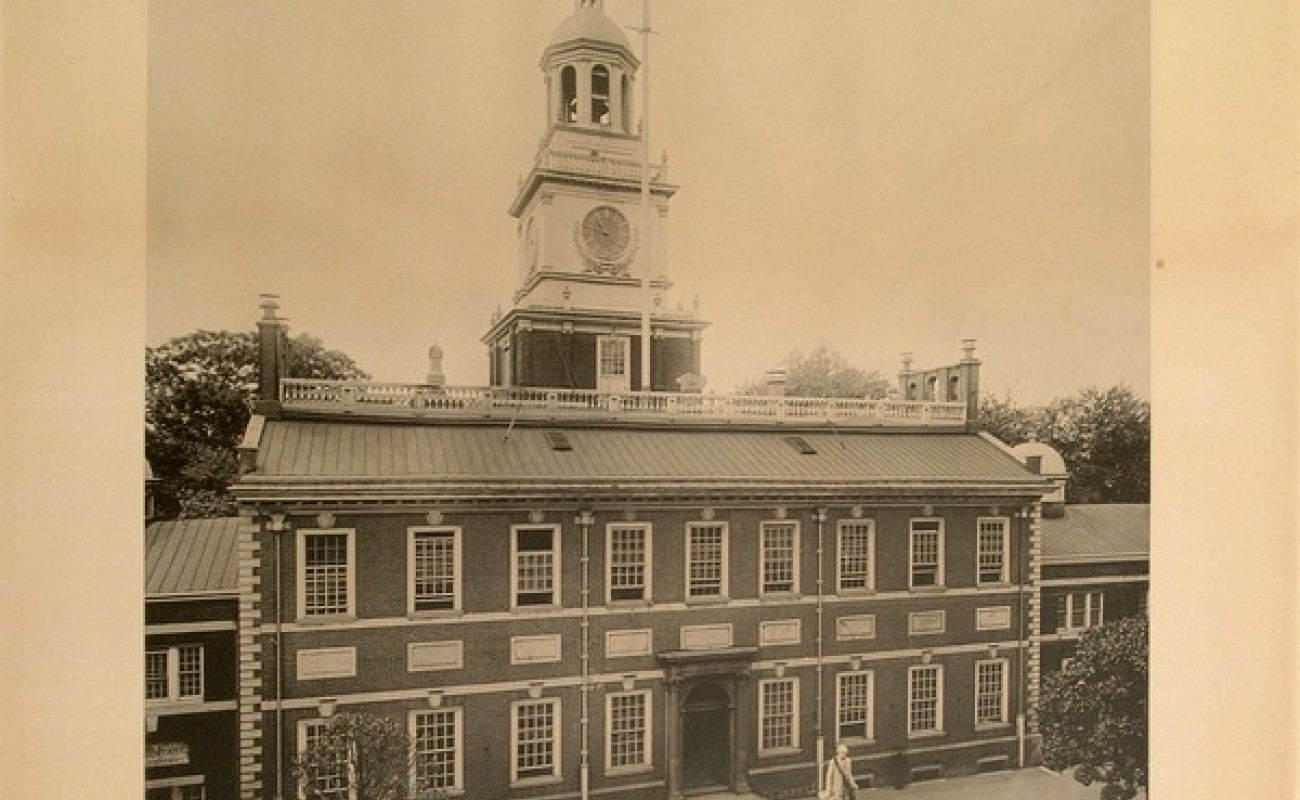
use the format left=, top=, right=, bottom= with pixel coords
left=764, top=368, right=788, bottom=397
left=898, top=351, right=916, bottom=400
left=959, top=338, right=981, bottom=431
left=254, top=294, right=287, bottom=416
left=427, top=343, right=446, bottom=387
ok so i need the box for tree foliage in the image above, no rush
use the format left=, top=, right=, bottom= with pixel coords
left=1040, top=616, right=1148, bottom=800
left=295, top=713, right=443, bottom=800
left=978, top=385, right=1149, bottom=503
left=740, top=344, right=891, bottom=399
left=146, top=330, right=368, bottom=518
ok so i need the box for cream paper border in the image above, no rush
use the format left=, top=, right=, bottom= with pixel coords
left=1, top=1, right=1296, bottom=798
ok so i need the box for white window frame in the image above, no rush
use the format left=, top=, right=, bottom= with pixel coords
left=408, top=526, right=461, bottom=615
left=410, top=706, right=464, bottom=793
left=297, top=718, right=353, bottom=800
left=909, top=519, right=945, bottom=590
left=596, top=335, right=631, bottom=393
left=976, top=517, right=1010, bottom=585
left=297, top=528, right=357, bottom=620
left=835, top=670, right=875, bottom=743
left=974, top=659, right=1010, bottom=727
left=1059, top=590, right=1105, bottom=632
left=759, top=520, right=800, bottom=596
left=511, top=524, right=562, bottom=610
left=606, top=522, right=652, bottom=604
left=511, top=697, right=562, bottom=785
left=685, top=521, right=729, bottom=601
left=146, top=644, right=204, bottom=704
left=146, top=783, right=206, bottom=800
left=605, top=689, right=653, bottom=773
left=757, top=677, right=800, bottom=753
left=907, top=664, right=944, bottom=737
left=836, top=519, right=875, bottom=593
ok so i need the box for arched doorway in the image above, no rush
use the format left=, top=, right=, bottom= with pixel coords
left=682, top=680, right=732, bottom=790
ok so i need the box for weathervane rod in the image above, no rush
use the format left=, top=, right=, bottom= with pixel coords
left=635, top=0, right=653, bottom=392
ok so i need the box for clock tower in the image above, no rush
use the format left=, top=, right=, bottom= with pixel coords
left=483, top=0, right=707, bottom=393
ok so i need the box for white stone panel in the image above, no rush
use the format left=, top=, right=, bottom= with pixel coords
left=296, top=647, right=356, bottom=680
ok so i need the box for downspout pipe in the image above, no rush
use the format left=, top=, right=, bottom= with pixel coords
left=578, top=510, right=594, bottom=800
left=1016, top=507, right=1028, bottom=768
left=814, top=508, right=827, bottom=792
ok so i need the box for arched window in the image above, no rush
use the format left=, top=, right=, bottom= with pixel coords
left=591, top=65, right=611, bottom=124
left=561, top=66, right=578, bottom=123
left=948, top=375, right=961, bottom=401
left=926, top=376, right=938, bottom=401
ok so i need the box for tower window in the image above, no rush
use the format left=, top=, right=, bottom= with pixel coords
left=591, top=66, right=611, bottom=124
left=561, top=66, right=577, bottom=123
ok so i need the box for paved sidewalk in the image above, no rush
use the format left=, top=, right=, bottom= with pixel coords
left=851, top=767, right=1111, bottom=799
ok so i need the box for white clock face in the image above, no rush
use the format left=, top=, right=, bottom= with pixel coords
left=581, top=206, right=631, bottom=261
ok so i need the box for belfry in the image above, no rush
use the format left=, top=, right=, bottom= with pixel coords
left=483, top=0, right=707, bottom=394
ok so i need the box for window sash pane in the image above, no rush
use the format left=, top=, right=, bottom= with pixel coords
left=760, top=679, right=796, bottom=750
left=838, top=523, right=872, bottom=590
left=176, top=645, right=203, bottom=699
left=146, top=650, right=169, bottom=700
left=608, top=693, right=648, bottom=768
left=761, top=523, right=796, bottom=593
left=609, top=527, right=647, bottom=601
left=977, top=520, right=1007, bottom=583
left=304, top=534, right=349, bottom=616
left=515, top=701, right=558, bottom=780
left=414, top=532, right=456, bottom=611
left=414, top=710, right=459, bottom=790
left=909, top=667, right=940, bottom=733
left=911, top=528, right=940, bottom=586
left=837, top=672, right=871, bottom=740
left=688, top=525, right=724, bottom=597
left=976, top=661, right=1006, bottom=724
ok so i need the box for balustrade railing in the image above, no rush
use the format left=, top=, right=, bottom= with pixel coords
left=279, top=380, right=967, bottom=427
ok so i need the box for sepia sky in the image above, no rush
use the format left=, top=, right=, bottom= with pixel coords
left=147, top=0, right=1150, bottom=404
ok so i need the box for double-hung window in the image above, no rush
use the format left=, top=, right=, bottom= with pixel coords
left=907, top=665, right=944, bottom=736
left=409, top=527, right=460, bottom=613
left=298, top=719, right=350, bottom=800
left=909, top=519, right=944, bottom=589
left=607, top=524, right=651, bottom=603
left=760, top=521, right=799, bottom=595
left=146, top=645, right=203, bottom=703
left=836, top=670, right=874, bottom=741
left=1057, top=590, right=1104, bottom=632
left=146, top=785, right=206, bottom=800
left=412, top=708, right=462, bottom=793
left=976, top=518, right=1009, bottom=585
left=837, top=520, right=875, bottom=593
left=758, top=677, right=799, bottom=752
left=512, top=525, right=560, bottom=608
left=975, top=659, right=1009, bottom=726
left=298, top=529, right=355, bottom=619
left=606, top=690, right=652, bottom=771
left=686, top=522, right=728, bottom=600
left=512, top=698, right=561, bottom=783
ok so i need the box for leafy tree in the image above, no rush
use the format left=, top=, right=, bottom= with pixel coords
left=1042, top=385, right=1149, bottom=503
left=1040, top=616, right=1148, bottom=800
left=978, top=393, right=1042, bottom=445
left=978, top=386, right=1149, bottom=504
left=146, top=330, right=368, bottom=518
left=295, top=713, right=443, bottom=800
left=740, top=343, right=891, bottom=399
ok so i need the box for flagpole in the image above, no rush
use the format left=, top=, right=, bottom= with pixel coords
left=638, top=0, right=653, bottom=392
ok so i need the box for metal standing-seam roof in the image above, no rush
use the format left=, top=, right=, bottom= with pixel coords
left=245, top=419, right=1042, bottom=485
left=145, top=517, right=242, bottom=596
left=1041, top=504, right=1150, bottom=563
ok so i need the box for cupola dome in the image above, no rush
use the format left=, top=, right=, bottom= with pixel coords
left=549, top=1, right=632, bottom=51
